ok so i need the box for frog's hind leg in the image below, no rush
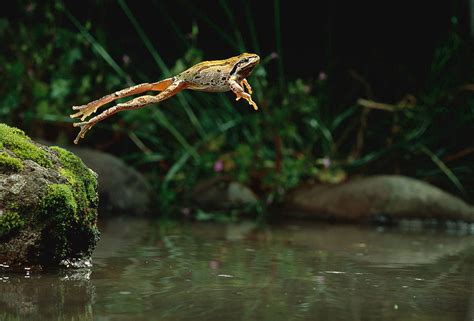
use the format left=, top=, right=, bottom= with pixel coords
left=73, top=81, right=186, bottom=144
left=70, top=78, right=175, bottom=121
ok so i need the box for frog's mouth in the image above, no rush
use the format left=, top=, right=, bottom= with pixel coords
left=239, top=65, right=256, bottom=78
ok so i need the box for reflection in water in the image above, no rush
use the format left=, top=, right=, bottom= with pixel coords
left=0, top=269, right=94, bottom=320
left=1, top=217, right=474, bottom=321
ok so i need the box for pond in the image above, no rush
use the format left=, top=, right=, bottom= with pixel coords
left=1, top=217, right=474, bottom=320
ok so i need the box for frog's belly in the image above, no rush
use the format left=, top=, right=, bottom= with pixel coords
left=187, top=83, right=230, bottom=93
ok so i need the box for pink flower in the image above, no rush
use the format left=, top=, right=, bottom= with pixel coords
left=316, top=275, right=325, bottom=284
left=269, top=52, right=279, bottom=60
left=321, top=157, right=331, bottom=169
left=318, top=71, right=327, bottom=81
left=213, top=159, right=224, bottom=172
left=209, top=260, right=219, bottom=270
left=122, top=55, right=131, bottom=65
left=25, top=3, right=35, bottom=13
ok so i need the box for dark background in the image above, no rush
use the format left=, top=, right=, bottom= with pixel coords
left=61, top=1, right=469, bottom=96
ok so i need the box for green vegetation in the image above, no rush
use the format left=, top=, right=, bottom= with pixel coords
left=0, top=211, right=25, bottom=238
left=1, top=1, right=472, bottom=218
left=36, top=155, right=99, bottom=261
left=39, top=183, right=78, bottom=259
left=0, top=152, right=23, bottom=172
left=40, top=183, right=78, bottom=223
left=51, top=146, right=98, bottom=223
left=0, top=124, right=52, bottom=168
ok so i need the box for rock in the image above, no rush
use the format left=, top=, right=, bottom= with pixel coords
left=283, top=175, right=474, bottom=222
left=43, top=144, right=154, bottom=216
left=191, top=176, right=258, bottom=209
left=0, top=124, right=100, bottom=270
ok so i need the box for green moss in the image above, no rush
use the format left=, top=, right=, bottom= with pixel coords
left=39, top=182, right=99, bottom=262
left=0, top=211, right=26, bottom=238
left=0, top=152, right=24, bottom=172
left=59, top=168, right=77, bottom=185
left=41, top=184, right=78, bottom=223
left=50, top=146, right=98, bottom=224
left=0, top=124, right=52, bottom=168
left=39, top=184, right=79, bottom=261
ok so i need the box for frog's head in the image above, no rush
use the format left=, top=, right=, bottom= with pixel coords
left=230, top=53, right=260, bottom=78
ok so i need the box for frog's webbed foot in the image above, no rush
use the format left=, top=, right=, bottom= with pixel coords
left=235, top=91, right=258, bottom=111
left=73, top=121, right=96, bottom=145
left=229, top=77, right=258, bottom=111
left=70, top=103, right=101, bottom=121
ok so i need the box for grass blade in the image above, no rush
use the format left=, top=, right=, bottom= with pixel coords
left=152, top=110, right=199, bottom=160
left=274, top=0, right=285, bottom=89
left=331, top=105, right=358, bottom=130
left=117, top=0, right=169, bottom=75
left=182, top=1, right=240, bottom=51
left=117, top=0, right=205, bottom=137
left=243, top=0, right=261, bottom=53
left=162, top=117, right=244, bottom=188
left=420, top=145, right=465, bottom=194
left=64, top=8, right=130, bottom=82
left=219, top=0, right=246, bottom=52
left=151, top=0, right=188, bottom=48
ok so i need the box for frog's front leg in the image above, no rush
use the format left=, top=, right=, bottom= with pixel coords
left=241, top=79, right=253, bottom=94
left=229, top=77, right=258, bottom=111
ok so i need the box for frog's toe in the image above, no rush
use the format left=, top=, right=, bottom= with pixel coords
left=249, top=101, right=258, bottom=110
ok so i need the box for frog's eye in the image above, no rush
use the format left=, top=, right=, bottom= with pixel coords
left=237, top=59, right=248, bottom=67
left=241, top=58, right=249, bottom=64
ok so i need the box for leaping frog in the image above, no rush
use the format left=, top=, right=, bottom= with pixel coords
left=70, top=53, right=260, bottom=144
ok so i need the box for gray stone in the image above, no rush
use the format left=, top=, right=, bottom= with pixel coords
left=191, top=176, right=258, bottom=209
left=283, top=175, right=474, bottom=222
left=46, top=145, right=155, bottom=216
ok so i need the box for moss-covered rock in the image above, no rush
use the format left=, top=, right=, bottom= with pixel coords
left=50, top=146, right=98, bottom=223
left=0, top=152, right=23, bottom=172
left=0, top=124, right=52, bottom=168
left=0, top=123, right=99, bottom=270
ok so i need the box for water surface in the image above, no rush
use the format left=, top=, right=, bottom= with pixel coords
left=1, top=217, right=474, bottom=320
